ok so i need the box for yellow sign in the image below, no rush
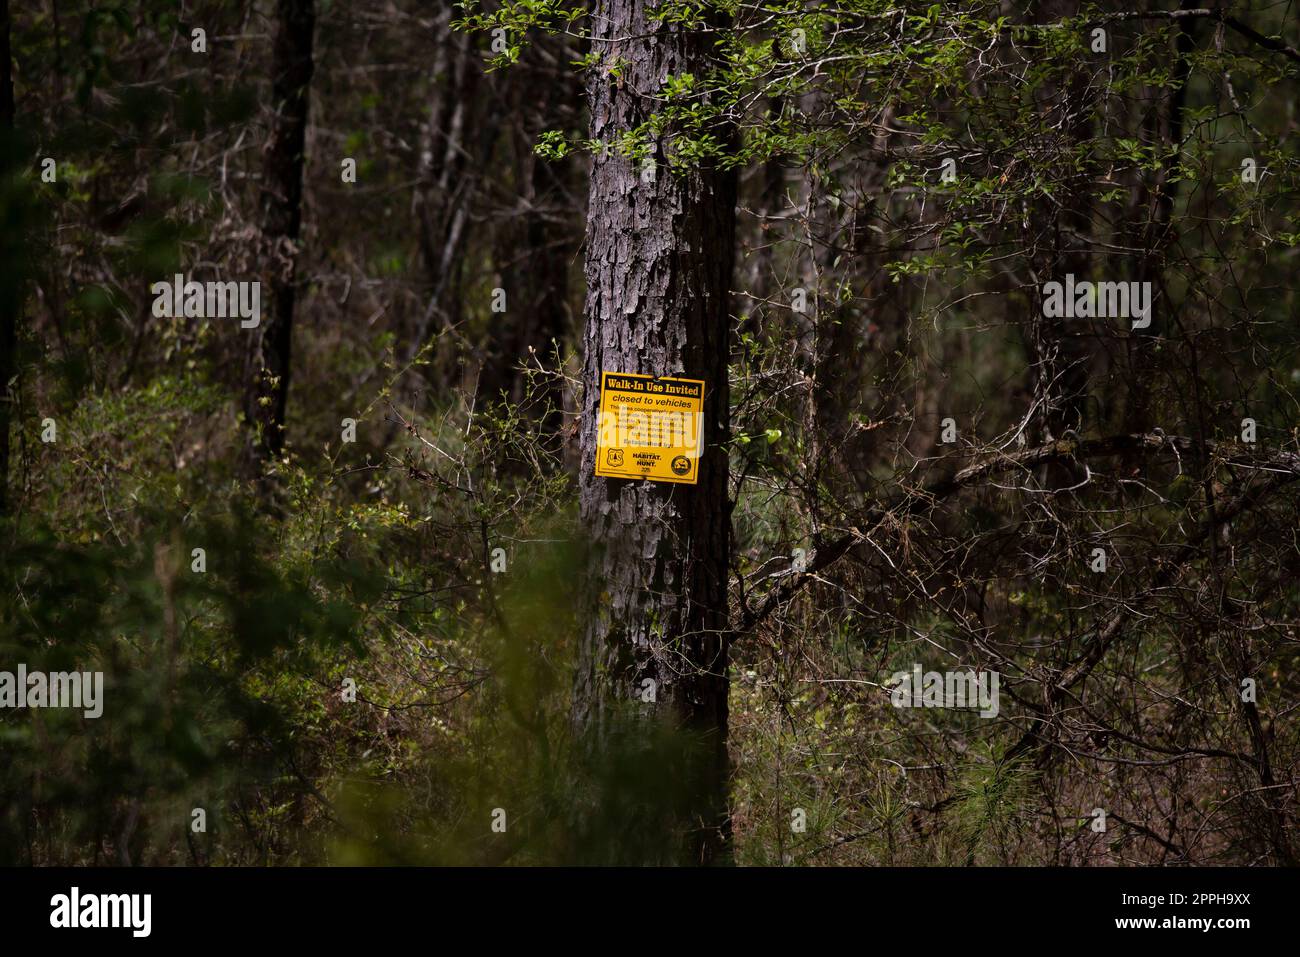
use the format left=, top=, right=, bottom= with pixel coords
left=595, top=371, right=705, bottom=485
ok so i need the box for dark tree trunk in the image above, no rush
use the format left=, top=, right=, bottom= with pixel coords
left=1023, top=0, right=1096, bottom=492
left=575, top=0, right=736, bottom=865
left=1121, top=12, right=1195, bottom=445
left=244, top=0, right=314, bottom=476
left=0, top=0, right=16, bottom=515
left=0, top=0, right=11, bottom=130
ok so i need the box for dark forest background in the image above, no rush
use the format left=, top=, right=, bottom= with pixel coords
left=1, top=0, right=1299, bottom=866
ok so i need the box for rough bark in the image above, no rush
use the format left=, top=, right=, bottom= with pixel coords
left=575, top=0, right=736, bottom=864
left=244, top=0, right=314, bottom=476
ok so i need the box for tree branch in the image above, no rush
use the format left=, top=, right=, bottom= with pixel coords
left=1088, top=8, right=1300, bottom=65
left=737, top=432, right=1300, bottom=632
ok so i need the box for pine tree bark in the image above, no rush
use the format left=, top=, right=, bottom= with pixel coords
left=575, top=0, right=736, bottom=864
left=244, top=0, right=314, bottom=476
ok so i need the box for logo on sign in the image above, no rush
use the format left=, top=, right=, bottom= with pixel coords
left=606, top=448, right=624, bottom=467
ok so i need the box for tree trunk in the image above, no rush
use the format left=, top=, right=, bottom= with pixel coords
left=575, top=0, right=736, bottom=865
left=0, top=0, right=17, bottom=515
left=1024, top=0, right=1096, bottom=492
left=244, top=0, right=314, bottom=477
left=406, top=6, right=481, bottom=373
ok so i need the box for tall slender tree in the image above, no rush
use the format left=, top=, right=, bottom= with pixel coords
left=408, top=6, right=481, bottom=370
left=575, top=0, right=737, bottom=864
left=244, top=0, right=315, bottom=477
left=0, top=0, right=17, bottom=515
